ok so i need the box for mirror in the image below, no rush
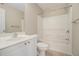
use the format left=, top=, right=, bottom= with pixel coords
left=0, top=3, right=24, bottom=33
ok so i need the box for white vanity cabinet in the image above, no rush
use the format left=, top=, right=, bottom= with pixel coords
left=0, top=38, right=37, bottom=56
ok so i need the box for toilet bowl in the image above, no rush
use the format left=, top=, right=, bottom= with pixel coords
left=37, top=42, right=48, bottom=56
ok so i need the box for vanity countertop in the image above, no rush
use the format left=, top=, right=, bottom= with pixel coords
left=0, top=35, right=37, bottom=50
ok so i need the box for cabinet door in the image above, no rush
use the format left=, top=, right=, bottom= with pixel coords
left=0, top=41, right=28, bottom=56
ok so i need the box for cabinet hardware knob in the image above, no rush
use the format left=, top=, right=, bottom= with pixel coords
left=28, top=41, right=30, bottom=43
left=24, top=43, right=27, bottom=45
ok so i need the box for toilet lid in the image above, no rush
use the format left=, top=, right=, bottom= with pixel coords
left=37, top=42, right=48, bottom=48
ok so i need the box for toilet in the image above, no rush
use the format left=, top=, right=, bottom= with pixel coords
left=37, top=42, right=48, bottom=56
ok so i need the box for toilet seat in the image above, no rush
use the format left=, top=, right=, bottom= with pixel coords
left=37, top=42, right=48, bottom=48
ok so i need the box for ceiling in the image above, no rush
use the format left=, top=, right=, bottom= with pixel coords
left=37, top=3, right=68, bottom=12
left=7, top=3, right=25, bottom=12
left=7, top=3, right=68, bottom=12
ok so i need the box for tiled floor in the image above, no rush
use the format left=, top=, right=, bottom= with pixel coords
left=46, top=50, right=65, bottom=56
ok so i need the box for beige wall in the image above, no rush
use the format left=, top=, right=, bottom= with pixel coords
left=24, top=3, right=43, bottom=34
left=72, top=4, right=79, bottom=55
left=0, top=4, right=24, bottom=32
left=72, top=4, right=79, bottom=20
